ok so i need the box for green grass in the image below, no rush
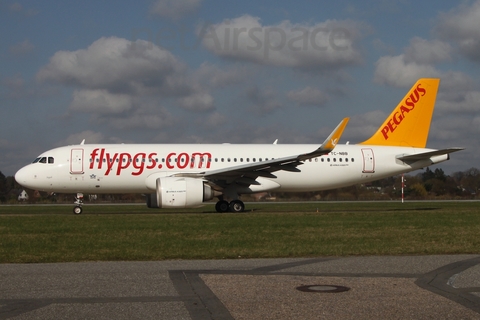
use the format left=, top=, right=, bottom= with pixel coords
left=0, top=202, right=479, bottom=263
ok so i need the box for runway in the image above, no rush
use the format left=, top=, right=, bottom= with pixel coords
left=1, top=255, right=480, bottom=319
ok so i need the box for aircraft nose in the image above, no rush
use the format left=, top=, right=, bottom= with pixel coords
left=15, top=166, right=35, bottom=188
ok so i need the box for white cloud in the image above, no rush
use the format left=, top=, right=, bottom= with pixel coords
left=374, top=54, right=440, bottom=87
left=202, top=112, right=227, bottom=127
left=36, top=36, right=219, bottom=130
left=102, top=110, right=173, bottom=130
left=69, top=89, right=133, bottom=114
left=287, top=87, right=329, bottom=107
left=246, top=86, right=283, bottom=115
left=177, top=92, right=214, bottom=111
left=346, top=110, right=388, bottom=143
left=199, top=15, right=364, bottom=69
left=404, top=37, right=452, bottom=64
left=194, top=63, right=250, bottom=88
left=57, top=130, right=106, bottom=146
left=436, top=0, right=480, bottom=62
left=37, top=37, right=188, bottom=96
left=437, top=89, right=480, bottom=114
left=150, top=0, right=202, bottom=20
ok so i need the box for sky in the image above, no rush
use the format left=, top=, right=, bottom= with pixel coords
left=1, top=0, right=480, bottom=176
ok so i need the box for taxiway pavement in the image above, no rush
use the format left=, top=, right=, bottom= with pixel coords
left=1, top=255, right=480, bottom=319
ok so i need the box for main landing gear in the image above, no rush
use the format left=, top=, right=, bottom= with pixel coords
left=215, top=199, right=245, bottom=213
left=73, top=193, right=84, bottom=215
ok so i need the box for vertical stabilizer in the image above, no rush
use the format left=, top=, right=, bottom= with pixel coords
left=360, top=78, right=440, bottom=148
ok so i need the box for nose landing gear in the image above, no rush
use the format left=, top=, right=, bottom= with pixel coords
left=73, top=193, right=83, bottom=215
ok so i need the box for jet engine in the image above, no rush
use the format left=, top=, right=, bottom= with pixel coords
left=146, top=177, right=215, bottom=208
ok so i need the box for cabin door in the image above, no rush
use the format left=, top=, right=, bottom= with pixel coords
left=70, top=148, right=84, bottom=174
left=361, top=148, right=375, bottom=173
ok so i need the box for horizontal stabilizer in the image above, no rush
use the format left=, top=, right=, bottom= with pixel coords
left=396, top=148, right=464, bottom=161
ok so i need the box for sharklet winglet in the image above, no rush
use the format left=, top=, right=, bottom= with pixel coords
left=297, top=117, right=349, bottom=161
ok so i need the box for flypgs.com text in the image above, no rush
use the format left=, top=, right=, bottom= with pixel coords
left=89, top=149, right=212, bottom=176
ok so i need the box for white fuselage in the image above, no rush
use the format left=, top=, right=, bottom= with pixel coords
left=15, top=143, right=445, bottom=194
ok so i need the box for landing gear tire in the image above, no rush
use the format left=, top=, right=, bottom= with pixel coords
left=229, top=200, right=245, bottom=213
left=73, top=206, right=83, bottom=215
left=215, top=200, right=229, bottom=213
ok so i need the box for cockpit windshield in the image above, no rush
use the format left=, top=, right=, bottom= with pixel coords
left=32, top=157, right=54, bottom=164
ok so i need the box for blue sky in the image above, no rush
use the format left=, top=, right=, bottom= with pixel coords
left=2, top=0, right=480, bottom=175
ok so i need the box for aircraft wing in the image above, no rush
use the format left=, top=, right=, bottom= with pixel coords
left=175, top=118, right=349, bottom=187
left=396, top=148, right=464, bottom=162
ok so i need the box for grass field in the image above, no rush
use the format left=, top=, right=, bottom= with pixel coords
left=0, top=201, right=479, bottom=263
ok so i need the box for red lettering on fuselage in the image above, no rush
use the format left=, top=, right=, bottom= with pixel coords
left=381, top=84, right=426, bottom=140
left=89, top=149, right=212, bottom=176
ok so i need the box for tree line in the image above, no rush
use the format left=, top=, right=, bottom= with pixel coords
left=1, top=167, right=480, bottom=204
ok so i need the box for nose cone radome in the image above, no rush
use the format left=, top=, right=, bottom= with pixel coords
left=15, top=166, right=35, bottom=189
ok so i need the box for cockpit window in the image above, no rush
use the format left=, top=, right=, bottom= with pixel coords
left=32, top=156, right=54, bottom=164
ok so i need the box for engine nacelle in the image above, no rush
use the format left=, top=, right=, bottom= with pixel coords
left=146, top=177, right=215, bottom=208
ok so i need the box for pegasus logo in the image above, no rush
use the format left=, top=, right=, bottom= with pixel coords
left=381, top=84, right=426, bottom=140
left=330, top=138, right=338, bottom=146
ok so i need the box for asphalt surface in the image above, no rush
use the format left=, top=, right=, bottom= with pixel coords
left=1, top=255, right=480, bottom=319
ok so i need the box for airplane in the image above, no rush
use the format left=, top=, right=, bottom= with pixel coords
left=15, top=78, right=463, bottom=214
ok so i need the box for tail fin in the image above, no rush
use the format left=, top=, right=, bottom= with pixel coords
left=360, top=78, right=440, bottom=148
